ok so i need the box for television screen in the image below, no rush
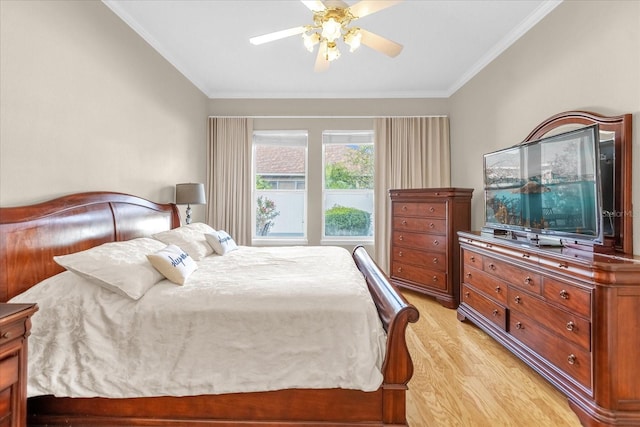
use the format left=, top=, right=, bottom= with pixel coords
left=483, top=124, right=602, bottom=244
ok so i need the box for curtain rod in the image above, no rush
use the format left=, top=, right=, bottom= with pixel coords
left=208, top=115, right=448, bottom=119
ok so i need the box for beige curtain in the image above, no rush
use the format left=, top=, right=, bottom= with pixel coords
left=206, top=117, right=254, bottom=245
left=374, top=116, right=451, bottom=272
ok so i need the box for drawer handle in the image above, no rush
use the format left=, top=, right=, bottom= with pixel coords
left=429, top=222, right=435, bottom=229
left=514, top=295, right=521, bottom=304
left=492, top=309, right=499, bottom=317
left=560, top=290, right=569, bottom=300
left=397, top=267, right=403, bottom=273
left=433, top=240, right=439, bottom=246
left=488, top=263, right=496, bottom=270
left=465, top=272, right=472, bottom=279
left=495, top=285, right=501, bottom=293
left=432, top=276, right=438, bottom=282
left=465, top=291, right=470, bottom=298
left=433, top=257, right=439, bottom=264
left=1, top=331, right=10, bottom=339
left=402, top=205, right=408, bottom=211
left=429, top=206, right=435, bottom=212
left=523, top=276, right=532, bottom=285
left=515, top=322, right=523, bottom=330
left=398, top=251, right=403, bottom=257
left=558, top=262, right=569, bottom=269
left=470, top=255, right=475, bottom=262
left=566, top=321, right=576, bottom=331
left=567, top=354, right=576, bottom=365
left=402, top=220, right=407, bottom=225
left=522, top=253, right=530, bottom=258
left=399, top=235, right=404, bottom=241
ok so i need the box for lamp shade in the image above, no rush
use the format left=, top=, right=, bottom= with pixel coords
left=175, top=183, right=206, bottom=205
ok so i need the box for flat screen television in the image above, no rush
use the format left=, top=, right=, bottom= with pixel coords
left=483, top=124, right=603, bottom=246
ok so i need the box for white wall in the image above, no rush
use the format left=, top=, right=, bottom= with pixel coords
left=449, top=0, right=640, bottom=253
left=0, top=0, right=208, bottom=221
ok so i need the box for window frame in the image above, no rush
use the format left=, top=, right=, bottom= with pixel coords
left=252, top=130, right=309, bottom=245
left=321, top=130, right=375, bottom=245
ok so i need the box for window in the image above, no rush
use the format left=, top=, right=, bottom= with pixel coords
left=253, top=131, right=307, bottom=241
left=322, top=131, right=374, bottom=242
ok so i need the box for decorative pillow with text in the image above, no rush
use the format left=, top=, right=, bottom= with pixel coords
left=205, top=230, right=238, bottom=255
left=147, top=244, right=198, bottom=285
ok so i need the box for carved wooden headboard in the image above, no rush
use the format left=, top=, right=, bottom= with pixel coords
left=0, top=192, right=181, bottom=301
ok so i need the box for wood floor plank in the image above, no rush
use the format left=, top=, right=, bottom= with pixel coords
left=403, top=291, right=583, bottom=426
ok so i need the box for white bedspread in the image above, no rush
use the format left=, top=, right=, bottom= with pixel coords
left=10, top=246, right=387, bottom=398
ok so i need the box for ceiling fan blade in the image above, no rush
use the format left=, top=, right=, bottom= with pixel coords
left=360, top=29, right=403, bottom=57
left=249, top=26, right=307, bottom=45
left=300, top=0, right=326, bottom=12
left=323, top=0, right=350, bottom=9
left=348, top=0, right=402, bottom=19
left=314, top=44, right=330, bottom=72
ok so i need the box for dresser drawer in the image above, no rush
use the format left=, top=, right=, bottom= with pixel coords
left=392, top=263, right=447, bottom=291
left=484, top=257, right=541, bottom=294
left=392, top=231, right=447, bottom=252
left=393, top=201, right=447, bottom=218
left=393, top=217, right=447, bottom=234
left=508, top=287, right=590, bottom=350
left=463, top=250, right=483, bottom=269
left=461, top=284, right=507, bottom=330
left=543, top=277, right=591, bottom=319
left=463, top=266, right=507, bottom=305
left=392, top=247, right=446, bottom=271
left=0, top=319, right=26, bottom=346
left=510, top=311, right=592, bottom=390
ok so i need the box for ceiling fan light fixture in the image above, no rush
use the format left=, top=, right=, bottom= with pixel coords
left=302, top=31, right=320, bottom=52
left=344, top=28, right=362, bottom=52
left=325, top=41, right=341, bottom=61
left=321, top=18, right=342, bottom=42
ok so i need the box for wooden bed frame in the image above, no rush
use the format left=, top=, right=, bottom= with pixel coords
left=0, top=191, right=420, bottom=427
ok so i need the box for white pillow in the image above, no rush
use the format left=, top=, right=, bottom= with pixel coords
left=152, top=223, right=215, bottom=261
left=205, top=230, right=238, bottom=255
left=53, top=238, right=166, bottom=300
left=147, top=244, right=197, bottom=285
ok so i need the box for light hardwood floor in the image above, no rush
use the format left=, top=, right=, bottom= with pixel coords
left=402, top=290, right=583, bottom=427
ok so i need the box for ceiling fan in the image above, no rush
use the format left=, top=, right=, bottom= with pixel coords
left=249, top=0, right=404, bottom=72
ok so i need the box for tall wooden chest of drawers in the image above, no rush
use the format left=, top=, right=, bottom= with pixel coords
left=458, top=231, right=640, bottom=427
left=0, top=303, right=37, bottom=427
left=389, top=188, right=473, bottom=308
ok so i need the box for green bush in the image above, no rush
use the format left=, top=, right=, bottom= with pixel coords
left=325, top=205, right=371, bottom=236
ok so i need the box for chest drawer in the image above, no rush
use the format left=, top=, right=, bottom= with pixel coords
left=392, top=263, right=447, bottom=291
left=393, top=202, right=447, bottom=218
left=508, top=287, right=590, bottom=350
left=461, top=284, right=507, bottom=330
left=484, top=258, right=541, bottom=294
left=463, top=266, right=507, bottom=305
left=392, top=247, right=446, bottom=271
left=543, top=277, right=591, bottom=319
left=510, top=311, right=592, bottom=390
left=392, top=231, right=447, bottom=252
left=393, top=217, right=447, bottom=234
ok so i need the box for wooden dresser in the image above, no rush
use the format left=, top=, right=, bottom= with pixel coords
left=457, top=231, right=640, bottom=427
left=0, top=303, right=37, bottom=427
left=389, top=188, right=473, bottom=308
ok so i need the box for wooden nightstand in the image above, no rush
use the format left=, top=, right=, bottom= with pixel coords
left=0, top=303, right=38, bottom=427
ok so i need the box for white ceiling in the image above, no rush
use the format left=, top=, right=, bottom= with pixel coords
left=103, top=0, right=562, bottom=99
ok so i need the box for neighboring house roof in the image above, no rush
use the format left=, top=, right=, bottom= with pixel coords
left=256, top=145, right=366, bottom=175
